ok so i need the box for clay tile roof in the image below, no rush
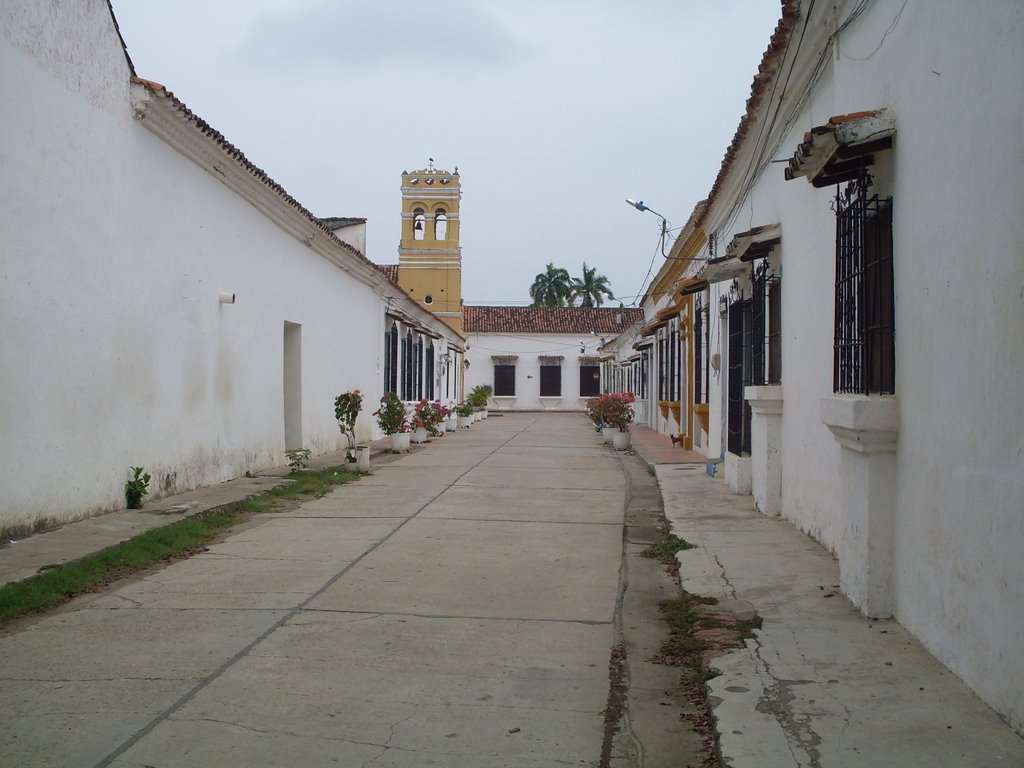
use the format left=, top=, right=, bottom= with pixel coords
left=319, top=217, right=367, bottom=230
left=785, top=108, right=895, bottom=186
left=697, top=0, right=800, bottom=228
left=375, top=264, right=400, bottom=284
left=464, top=306, right=643, bottom=335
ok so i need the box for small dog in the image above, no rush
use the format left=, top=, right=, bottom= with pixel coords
left=669, top=434, right=683, bottom=448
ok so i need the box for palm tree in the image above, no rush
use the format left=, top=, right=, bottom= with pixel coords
left=529, top=263, right=573, bottom=307
left=571, top=262, right=614, bottom=307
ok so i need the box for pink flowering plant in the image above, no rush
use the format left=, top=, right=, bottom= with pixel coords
left=586, top=395, right=608, bottom=429
left=373, top=392, right=410, bottom=435
left=591, top=392, right=635, bottom=431
left=413, top=398, right=444, bottom=436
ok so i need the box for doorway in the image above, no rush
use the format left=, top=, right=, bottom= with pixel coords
left=283, top=322, right=302, bottom=450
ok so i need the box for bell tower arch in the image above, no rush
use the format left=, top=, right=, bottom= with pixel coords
left=398, top=160, right=463, bottom=334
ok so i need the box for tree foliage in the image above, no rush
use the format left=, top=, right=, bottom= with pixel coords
left=529, top=263, right=573, bottom=307
left=530, top=262, right=614, bottom=307
left=571, top=262, right=614, bottom=307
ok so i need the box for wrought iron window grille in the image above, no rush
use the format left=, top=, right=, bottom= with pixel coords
left=750, top=260, right=782, bottom=387
left=833, top=168, right=895, bottom=394
left=727, top=297, right=753, bottom=456
left=694, top=294, right=709, bottom=405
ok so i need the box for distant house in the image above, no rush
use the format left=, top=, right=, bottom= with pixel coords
left=463, top=306, right=642, bottom=411
left=0, top=1, right=462, bottom=536
left=605, top=0, right=1024, bottom=732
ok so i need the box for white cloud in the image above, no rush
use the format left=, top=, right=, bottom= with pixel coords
left=236, top=0, right=532, bottom=75
left=112, top=0, right=783, bottom=305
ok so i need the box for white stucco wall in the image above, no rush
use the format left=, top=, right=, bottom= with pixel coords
left=848, top=0, right=1024, bottom=731
left=329, top=222, right=367, bottom=255
left=700, top=0, right=1024, bottom=730
left=464, top=332, right=603, bottom=411
left=0, top=1, right=456, bottom=534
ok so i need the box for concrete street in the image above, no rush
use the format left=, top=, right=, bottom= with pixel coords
left=1, top=414, right=634, bottom=767
left=2, top=412, right=1022, bottom=767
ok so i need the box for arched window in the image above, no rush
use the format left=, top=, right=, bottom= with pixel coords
left=434, top=210, right=448, bottom=241
left=413, top=208, right=426, bottom=241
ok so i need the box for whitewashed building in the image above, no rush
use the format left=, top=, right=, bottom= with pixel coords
left=463, top=307, right=641, bottom=411
left=0, top=0, right=463, bottom=537
left=601, top=204, right=710, bottom=448
left=680, top=0, right=1022, bottom=731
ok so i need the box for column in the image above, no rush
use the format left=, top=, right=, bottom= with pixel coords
left=821, top=394, right=899, bottom=619
left=746, top=385, right=784, bottom=516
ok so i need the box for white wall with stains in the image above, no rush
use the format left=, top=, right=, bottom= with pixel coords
left=0, top=1, right=407, bottom=533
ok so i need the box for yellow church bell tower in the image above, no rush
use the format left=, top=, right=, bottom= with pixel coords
left=398, top=160, right=464, bottom=335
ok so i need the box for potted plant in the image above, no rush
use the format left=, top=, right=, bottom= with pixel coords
left=586, top=395, right=608, bottom=440
left=374, top=392, right=411, bottom=452
left=335, top=389, right=369, bottom=471
left=434, top=401, right=451, bottom=435
left=468, top=384, right=492, bottom=419
left=411, top=398, right=442, bottom=443
left=455, top=401, right=474, bottom=429
left=587, top=395, right=615, bottom=444
left=602, top=392, right=636, bottom=450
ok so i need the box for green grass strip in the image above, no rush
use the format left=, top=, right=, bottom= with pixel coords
left=0, top=466, right=359, bottom=624
left=239, top=466, right=358, bottom=512
left=0, top=512, right=239, bottom=624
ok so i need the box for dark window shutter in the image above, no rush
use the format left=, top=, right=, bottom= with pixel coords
left=540, top=365, right=562, bottom=396
left=494, top=365, right=516, bottom=396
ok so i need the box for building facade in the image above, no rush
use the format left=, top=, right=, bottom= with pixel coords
left=0, top=0, right=463, bottom=536
left=608, top=0, right=1023, bottom=730
left=463, top=306, right=641, bottom=411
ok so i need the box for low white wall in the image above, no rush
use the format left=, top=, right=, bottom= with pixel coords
left=465, top=332, right=602, bottom=411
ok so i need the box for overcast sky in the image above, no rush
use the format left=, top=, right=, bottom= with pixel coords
left=112, top=1, right=781, bottom=306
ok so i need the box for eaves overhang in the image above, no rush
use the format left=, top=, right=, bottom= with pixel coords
left=676, top=277, right=709, bottom=296
left=784, top=109, right=896, bottom=187
left=727, top=223, right=782, bottom=262
left=128, top=78, right=463, bottom=342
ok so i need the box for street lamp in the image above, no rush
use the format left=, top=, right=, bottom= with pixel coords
left=625, top=198, right=669, bottom=257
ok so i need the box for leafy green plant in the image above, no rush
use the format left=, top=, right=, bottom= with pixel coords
left=285, top=448, right=311, bottom=472
left=334, top=389, right=362, bottom=443
left=467, top=384, right=493, bottom=409
left=125, top=466, right=151, bottom=509
left=454, top=402, right=474, bottom=417
left=374, top=392, right=409, bottom=435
